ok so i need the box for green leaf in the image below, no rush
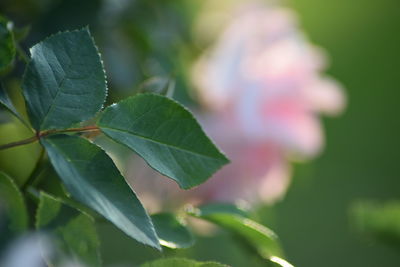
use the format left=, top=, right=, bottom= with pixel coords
left=41, top=134, right=160, bottom=249
left=268, top=256, right=295, bottom=267
left=138, top=76, right=175, bottom=98
left=0, top=171, right=28, bottom=234
left=189, top=205, right=283, bottom=260
left=351, top=200, right=400, bottom=247
left=140, top=258, right=228, bottom=267
left=36, top=192, right=101, bottom=266
left=97, top=94, right=229, bottom=189
left=22, top=28, right=107, bottom=131
left=195, top=203, right=249, bottom=217
left=151, top=213, right=194, bottom=249
left=0, top=16, right=15, bottom=71
left=0, top=83, right=30, bottom=127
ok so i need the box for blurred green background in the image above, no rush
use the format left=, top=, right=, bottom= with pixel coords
left=1, top=0, right=399, bottom=266
left=275, top=0, right=400, bottom=266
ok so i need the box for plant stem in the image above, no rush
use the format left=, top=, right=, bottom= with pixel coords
left=0, top=135, right=38, bottom=150
left=0, top=125, right=100, bottom=151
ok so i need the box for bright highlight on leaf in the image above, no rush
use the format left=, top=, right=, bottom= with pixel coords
left=151, top=213, right=194, bottom=249
left=189, top=204, right=286, bottom=262
left=36, top=192, right=101, bottom=266
left=41, top=135, right=160, bottom=249
left=22, top=28, right=107, bottom=131
left=140, top=258, right=229, bottom=267
left=97, top=93, right=229, bottom=189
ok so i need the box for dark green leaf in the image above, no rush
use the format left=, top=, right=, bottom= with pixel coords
left=189, top=205, right=283, bottom=260
left=351, top=200, right=400, bottom=247
left=151, top=213, right=194, bottom=249
left=0, top=171, right=28, bottom=234
left=41, top=135, right=160, bottom=249
left=0, top=16, right=15, bottom=71
left=138, top=76, right=175, bottom=98
left=36, top=192, right=101, bottom=266
left=97, top=94, right=229, bottom=189
left=140, top=258, right=228, bottom=267
left=22, top=28, right=107, bottom=130
left=0, top=83, right=30, bottom=128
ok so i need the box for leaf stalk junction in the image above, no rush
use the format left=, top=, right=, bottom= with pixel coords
left=0, top=125, right=99, bottom=150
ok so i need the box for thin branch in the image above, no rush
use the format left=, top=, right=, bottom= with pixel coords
left=0, top=135, right=38, bottom=150
left=0, top=125, right=100, bottom=151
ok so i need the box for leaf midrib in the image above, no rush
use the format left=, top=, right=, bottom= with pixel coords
left=99, top=125, right=226, bottom=162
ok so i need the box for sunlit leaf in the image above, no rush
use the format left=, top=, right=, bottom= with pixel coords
left=189, top=204, right=283, bottom=259
left=97, top=93, right=229, bottom=189
left=140, top=258, right=228, bottom=267
left=41, top=134, right=160, bottom=249
left=22, top=28, right=107, bottom=130
left=36, top=192, right=101, bottom=266
left=151, top=213, right=194, bottom=249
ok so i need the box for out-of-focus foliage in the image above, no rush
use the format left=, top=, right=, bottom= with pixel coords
left=351, top=201, right=400, bottom=248
left=141, top=257, right=228, bottom=267
left=0, top=15, right=15, bottom=71
left=36, top=192, right=101, bottom=266
left=0, top=172, right=27, bottom=248
left=151, top=213, right=194, bottom=249
left=188, top=204, right=285, bottom=262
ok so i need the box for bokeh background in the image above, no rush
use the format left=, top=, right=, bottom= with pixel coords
left=1, top=0, right=399, bottom=266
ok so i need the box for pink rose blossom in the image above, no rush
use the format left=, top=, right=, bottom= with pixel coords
left=127, top=3, right=346, bottom=209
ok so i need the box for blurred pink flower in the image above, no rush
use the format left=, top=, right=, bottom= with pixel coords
left=127, top=3, right=346, bottom=209
left=188, top=4, right=345, bottom=204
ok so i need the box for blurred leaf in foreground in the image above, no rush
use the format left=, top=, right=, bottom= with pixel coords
left=141, top=257, right=228, bottom=267
left=351, top=200, right=400, bottom=248
left=188, top=204, right=294, bottom=266
left=151, top=213, right=194, bottom=249
left=36, top=192, right=101, bottom=266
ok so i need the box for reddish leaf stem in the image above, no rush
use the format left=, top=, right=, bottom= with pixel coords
left=0, top=125, right=100, bottom=151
